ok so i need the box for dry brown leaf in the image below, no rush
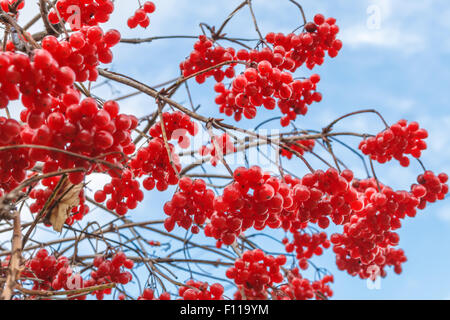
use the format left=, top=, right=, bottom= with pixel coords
left=47, top=180, right=83, bottom=232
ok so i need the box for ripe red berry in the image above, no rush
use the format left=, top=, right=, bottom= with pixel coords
left=143, top=1, right=156, bottom=13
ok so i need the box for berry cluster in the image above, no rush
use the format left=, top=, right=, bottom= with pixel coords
left=21, top=249, right=85, bottom=300
left=181, top=14, right=340, bottom=125
left=179, top=35, right=237, bottom=83
left=43, top=26, right=121, bottom=83
left=275, top=269, right=333, bottom=300
left=199, top=133, right=236, bottom=166
left=331, top=173, right=447, bottom=278
left=226, top=249, right=286, bottom=300
left=50, top=260, right=85, bottom=297
left=20, top=250, right=135, bottom=300
left=416, top=171, right=448, bottom=209
left=265, top=14, right=342, bottom=71
left=0, top=118, right=30, bottom=192
left=94, top=170, right=144, bottom=216
left=204, top=166, right=293, bottom=245
left=383, top=248, right=408, bottom=275
left=213, top=54, right=322, bottom=125
left=0, top=26, right=126, bottom=210
left=48, top=0, right=114, bottom=29
left=0, top=50, right=75, bottom=113
left=129, top=113, right=197, bottom=192
left=85, top=252, right=134, bottom=300
left=163, top=177, right=215, bottom=233
left=137, top=289, right=171, bottom=300
left=281, top=139, right=315, bottom=159
left=22, top=249, right=70, bottom=291
left=0, top=0, right=25, bottom=12
left=130, top=138, right=181, bottom=192
left=149, top=111, right=198, bottom=149
left=359, top=120, right=428, bottom=167
left=178, top=280, right=224, bottom=300
left=283, top=231, right=330, bottom=270
left=278, top=168, right=357, bottom=233
left=127, top=1, right=156, bottom=29
left=203, top=167, right=356, bottom=246
left=14, top=98, right=138, bottom=225
left=21, top=97, right=137, bottom=185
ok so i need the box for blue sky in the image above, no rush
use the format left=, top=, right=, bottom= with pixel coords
left=14, top=0, right=450, bottom=299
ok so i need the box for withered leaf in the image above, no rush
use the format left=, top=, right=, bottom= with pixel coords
left=47, top=180, right=83, bottom=232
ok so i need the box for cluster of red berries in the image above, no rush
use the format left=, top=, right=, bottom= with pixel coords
left=0, top=118, right=30, bottom=191
left=202, top=167, right=356, bottom=246
left=278, top=168, right=357, bottom=233
left=359, top=120, right=428, bottom=167
left=0, top=10, right=129, bottom=226
left=265, top=14, right=342, bottom=71
left=157, top=164, right=446, bottom=282
left=163, top=177, right=215, bottom=233
left=149, top=111, right=198, bottom=149
left=180, top=35, right=236, bottom=83
left=226, top=249, right=286, bottom=300
left=199, top=133, right=236, bottom=166
left=11, top=249, right=136, bottom=300
left=20, top=249, right=84, bottom=300
left=0, top=0, right=25, bottom=12
left=281, top=139, right=315, bottom=159
left=329, top=181, right=405, bottom=277
left=178, top=280, right=225, bottom=300
left=42, top=26, right=121, bottom=83
left=275, top=269, right=333, bottom=300
left=127, top=1, right=156, bottom=29
left=204, top=166, right=293, bottom=245
left=283, top=231, right=330, bottom=270
left=130, top=138, right=180, bottom=192
left=383, top=248, right=408, bottom=276
left=0, top=50, right=75, bottom=112
left=331, top=173, right=447, bottom=278
left=136, top=289, right=171, bottom=300
left=333, top=236, right=408, bottom=279
left=28, top=182, right=55, bottom=214
left=213, top=53, right=322, bottom=125
left=181, top=14, right=340, bottom=125
left=129, top=114, right=196, bottom=192
left=85, top=252, right=134, bottom=300
left=21, top=97, right=137, bottom=186
left=22, top=249, right=70, bottom=291
left=416, top=171, right=448, bottom=209
left=94, top=170, right=144, bottom=216
left=24, top=103, right=135, bottom=222
left=48, top=0, right=114, bottom=29
left=0, top=26, right=124, bottom=202
left=50, top=262, right=87, bottom=300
